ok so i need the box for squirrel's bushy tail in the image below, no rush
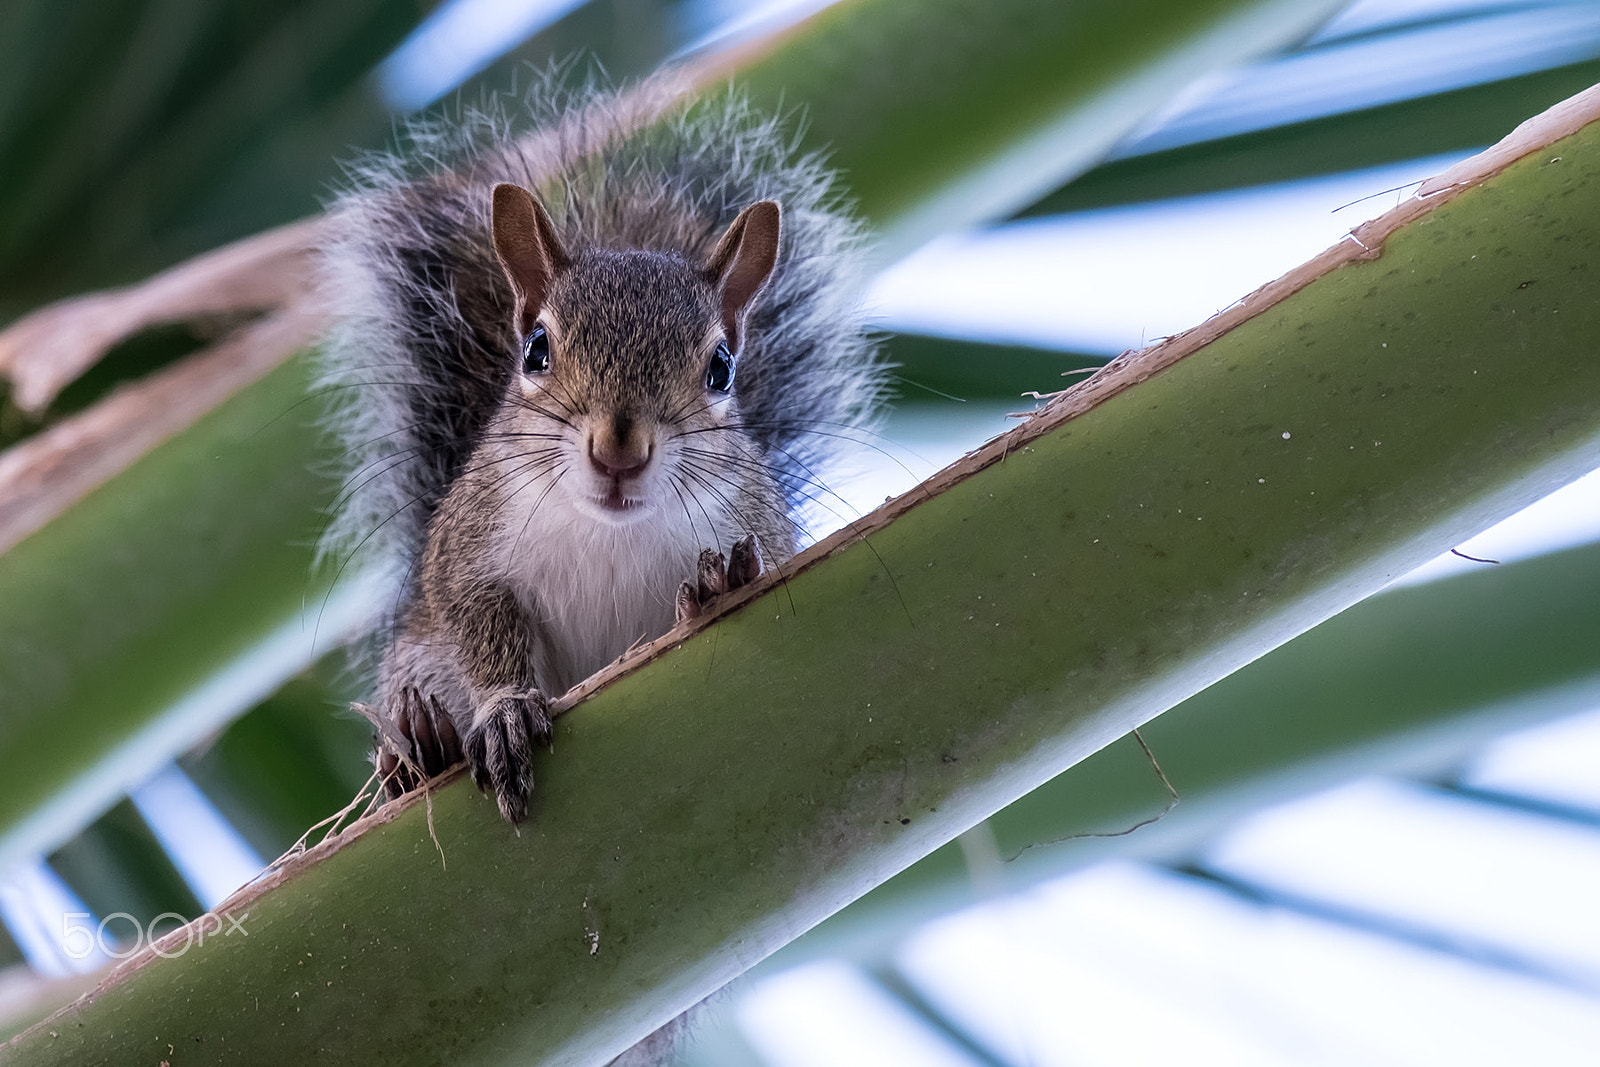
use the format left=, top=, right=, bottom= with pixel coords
left=316, top=67, right=886, bottom=622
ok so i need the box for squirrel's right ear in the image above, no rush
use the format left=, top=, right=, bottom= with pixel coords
left=704, top=200, right=781, bottom=353
left=491, top=184, right=570, bottom=335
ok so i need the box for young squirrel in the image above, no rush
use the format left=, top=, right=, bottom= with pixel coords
left=317, top=73, right=883, bottom=824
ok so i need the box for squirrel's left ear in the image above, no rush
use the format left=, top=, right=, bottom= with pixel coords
left=704, top=200, right=781, bottom=352
left=492, top=183, right=570, bottom=336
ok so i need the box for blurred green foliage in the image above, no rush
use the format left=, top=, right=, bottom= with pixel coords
left=0, top=0, right=435, bottom=315
left=180, top=660, right=374, bottom=862
left=884, top=334, right=1107, bottom=402
left=48, top=799, right=202, bottom=933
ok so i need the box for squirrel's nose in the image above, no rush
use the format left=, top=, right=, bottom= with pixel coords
left=588, top=435, right=651, bottom=478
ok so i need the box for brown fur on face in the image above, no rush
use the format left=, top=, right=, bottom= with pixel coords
left=532, top=248, right=725, bottom=441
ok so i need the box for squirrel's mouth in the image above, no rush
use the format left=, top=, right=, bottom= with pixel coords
left=590, top=483, right=648, bottom=515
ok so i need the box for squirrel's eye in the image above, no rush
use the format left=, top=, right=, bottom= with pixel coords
left=522, top=326, right=550, bottom=374
left=705, top=341, right=734, bottom=393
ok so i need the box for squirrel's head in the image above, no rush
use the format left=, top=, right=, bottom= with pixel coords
left=489, top=183, right=781, bottom=525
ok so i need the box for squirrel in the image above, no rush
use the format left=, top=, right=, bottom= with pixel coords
left=316, top=71, right=884, bottom=825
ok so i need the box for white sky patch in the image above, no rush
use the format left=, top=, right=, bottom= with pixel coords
left=869, top=153, right=1473, bottom=355
left=1314, top=0, right=1565, bottom=42
left=129, top=765, right=267, bottom=911
left=379, top=0, right=588, bottom=110
left=895, top=872, right=1297, bottom=1067
left=1120, top=3, right=1600, bottom=155
left=1460, top=705, right=1600, bottom=814
left=735, top=960, right=983, bottom=1067
left=1201, top=778, right=1600, bottom=991
left=894, top=861, right=1600, bottom=1067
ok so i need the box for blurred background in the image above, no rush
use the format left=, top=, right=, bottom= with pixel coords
left=2, top=0, right=1600, bottom=1062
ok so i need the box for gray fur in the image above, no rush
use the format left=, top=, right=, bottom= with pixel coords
left=316, top=68, right=885, bottom=824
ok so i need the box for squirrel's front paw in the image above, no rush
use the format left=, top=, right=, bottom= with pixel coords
left=675, top=535, right=763, bottom=623
left=376, top=687, right=464, bottom=799
left=463, top=689, right=552, bottom=824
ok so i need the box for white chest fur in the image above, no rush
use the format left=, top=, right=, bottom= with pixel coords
left=490, top=492, right=730, bottom=695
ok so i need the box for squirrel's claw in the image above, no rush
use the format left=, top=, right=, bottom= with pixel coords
left=675, top=547, right=728, bottom=623
left=727, top=535, right=762, bottom=589
left=696, top=548, right=728, bottom=601
left=463, top=690, right=551, bottom=824
left=675, top=536, right=764, bottom=624
left=412, top=691, right=464, bottom=774
left=377, top=688, right=465, bottom=799
left=674, top=579, right=702, bottom=623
